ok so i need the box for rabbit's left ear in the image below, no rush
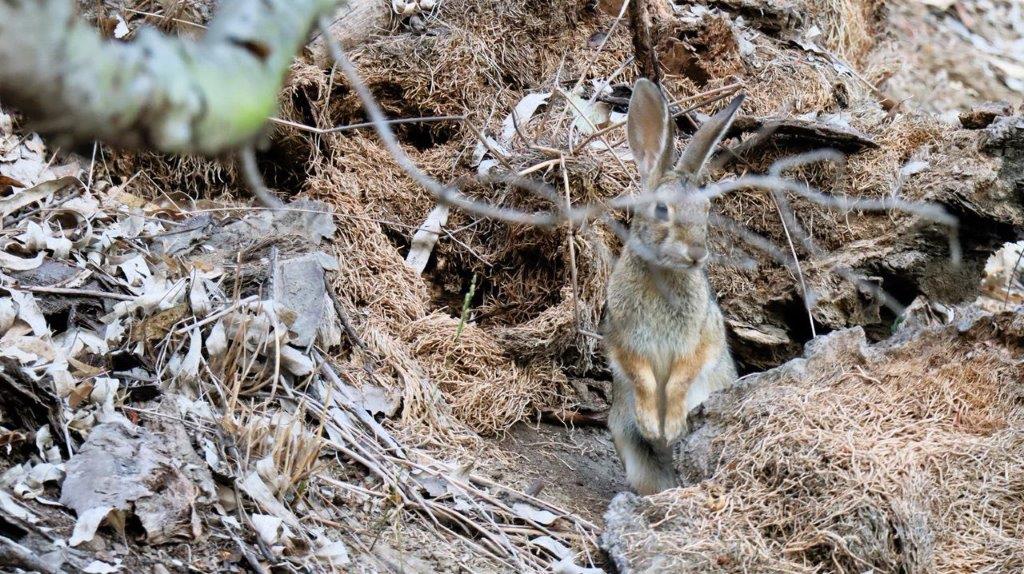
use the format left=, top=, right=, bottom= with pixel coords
left=675, top=93, right=744, bottom=182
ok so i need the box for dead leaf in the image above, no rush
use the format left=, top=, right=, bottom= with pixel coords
left=355, top=384, right=400, bottom=418
left=0, top=174, right=25, bottom=188
left=0, top=250, right=44, bottom=272
left=133, top=304, right=189, bottom=342
left=405, top=203, right=450, bottom=275
left=272, top=253, right=331, bottom=348
left=531, top=535, right=571, bottom=559
left=501, top=92, right=551, bottom=145
left=315, top=537, right=351, bottom=565
left=552, top=557, right=605, bottom=574
left=113, top=14, right=129, bottom=39
left=68, top=356, right=105, bottom=378
left=0, top=298, right=16, bottom=334
left=68, top=381, right=96, bottom=409
left=252, top=514, right=284, bottom=546
left=170, top=329, right=202, bottom=382
left=188, top=273, right=211, bottom=317
left=0, top=489, right=37, bottom=523
left=918, top=0, right=956, bottom=8
left=567, top=90, right=610, bottom=135
left=206, top=319, right=227, bottom=356
left=238, top=472, right=301, bottom=531
left=83, top=560, right=121, bottom=574
left=512, top=502, right=559, bottom=526
left=279, top=344, right=314, bottom=376
left=0, top=176, right=76, bottom=218
left=977, top=240, right=1024, bottom=311
left=0, top=429, right=27, bottom=449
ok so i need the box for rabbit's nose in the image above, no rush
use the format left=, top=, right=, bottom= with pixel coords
left=687, top=244, right=708, bottom=265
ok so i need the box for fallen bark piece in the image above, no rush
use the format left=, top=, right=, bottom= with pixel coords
left=959, top=101, right=1014, bottom=129
left=728, top=114, right=879, bottom=153
left=60, top=421, right=203, bottom=546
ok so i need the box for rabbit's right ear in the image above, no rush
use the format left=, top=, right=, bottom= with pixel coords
left=627, top=79, right=674, bottom=187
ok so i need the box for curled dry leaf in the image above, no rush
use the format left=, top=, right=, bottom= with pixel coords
left=977, top=240, right=1024, bottom=311
left=188, top=273, right=212, bottom=317
left=0, top=176, right=77, bottom=218
left=170, top=328, right=202, bottom=383
left=0, top=297, right=16, bottom=333
left=89, top=378, right=119, bottom=415
left=17, top=220, right=73, bottom=258
left=501, top=92, right=551, bottom=145
left=531, top=535, right=571, bottom=559
left=405, top=204, right=450, bottom=275
left=315, top=537, right=351, bottom=566
left=0, top=489, right=39, bottom=523
left=251, top=513, right=284, bottom=546
left=205, top=319, right=227, bottom=356
left=238, top=472, right=301, bottom=531
left=83, top=560, right=121, bottom=574
left=0, top=250, right=44, bottom=271
left=9, top=290, right=48, bottom=337
left=12, top=461, right=64, bottom=500
left=279, top=344, right=314, bottom=376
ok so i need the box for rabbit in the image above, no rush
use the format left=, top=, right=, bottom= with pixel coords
left=603, top=79, right=743, bottom=495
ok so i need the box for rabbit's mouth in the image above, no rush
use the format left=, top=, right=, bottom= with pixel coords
left=657, top=240, right=708, bottom=270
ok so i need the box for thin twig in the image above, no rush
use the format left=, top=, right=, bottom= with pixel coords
left=239, top=146, right=285, bottom=209
left=560, top=156, right=582, bottom=332
left=268, top=114, right=465, bottom=135
left=9, top=285, right=134, bottom=301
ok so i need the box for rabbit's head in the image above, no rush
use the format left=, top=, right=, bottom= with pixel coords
left=626, top=79, right=743, bottom=270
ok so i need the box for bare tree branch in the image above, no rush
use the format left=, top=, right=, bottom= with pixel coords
left=0, top=0, right=342, bottom=153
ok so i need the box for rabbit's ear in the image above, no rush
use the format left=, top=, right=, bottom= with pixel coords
left=675, top=93, right=744, bottom=182
left=627, top=79, right=674, bottom=187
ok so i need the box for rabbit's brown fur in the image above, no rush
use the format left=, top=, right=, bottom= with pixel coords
left=604, top=79, right=742, bottom=495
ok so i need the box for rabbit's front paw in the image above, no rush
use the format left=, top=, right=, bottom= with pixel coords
left=661, top=413, right=688, bottom=444
left=633, top=396, right=661, bottom=441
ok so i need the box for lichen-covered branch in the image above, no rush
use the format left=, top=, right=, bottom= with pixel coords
left=0, top=0, right=342, bottom=154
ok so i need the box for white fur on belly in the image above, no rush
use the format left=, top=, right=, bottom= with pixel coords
left=684, top=358, right=718, bottom=413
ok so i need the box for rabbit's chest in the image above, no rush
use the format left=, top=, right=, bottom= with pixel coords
left=612, top=297, right=705, bottom=368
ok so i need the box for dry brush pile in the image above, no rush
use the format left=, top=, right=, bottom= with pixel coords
left=1, top=0, right=1024, bottom=572
left=604, top=303, right=1024, bottom=572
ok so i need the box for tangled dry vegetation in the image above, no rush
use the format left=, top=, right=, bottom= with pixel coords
left=2, top=0, right=1024, bottom=572
left=605, top=306, right=1024, bottom=572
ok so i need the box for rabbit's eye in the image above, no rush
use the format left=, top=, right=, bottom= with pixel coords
left=653, top=202, right=670, bottom=222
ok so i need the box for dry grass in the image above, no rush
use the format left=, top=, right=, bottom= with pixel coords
left=404, top=313, right=562, bottom=435
left=222, top=404, right=325, bottom=498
